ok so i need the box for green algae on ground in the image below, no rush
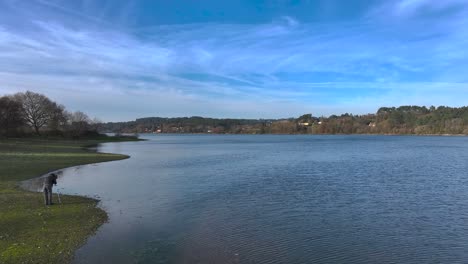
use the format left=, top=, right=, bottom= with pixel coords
left=0, top=137, right=135, bottom=264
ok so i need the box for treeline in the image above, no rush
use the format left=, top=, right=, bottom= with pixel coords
left=103, top=117, right=275, bottom=134
left=100, top=106, right=468, bottom=135
left=0, top=91, right=100, bottom=138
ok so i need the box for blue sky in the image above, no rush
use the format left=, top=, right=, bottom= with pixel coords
left=1, top=0, right=467, bottom=121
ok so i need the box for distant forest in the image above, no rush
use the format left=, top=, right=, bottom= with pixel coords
left=101, top=106, right=468, bottom=135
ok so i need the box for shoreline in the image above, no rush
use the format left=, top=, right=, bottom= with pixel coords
left=19, top=149, right=131, bottom=193
left=136, top=132, right=468, bottom=137
left=0, top=137, right=137, bottom=264
left=18, top=144, right=132, bottom=261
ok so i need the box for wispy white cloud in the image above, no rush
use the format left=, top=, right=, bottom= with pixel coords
left=369, top=0, right=468, bottom=18
left=0, top=0, right=468, bottom=121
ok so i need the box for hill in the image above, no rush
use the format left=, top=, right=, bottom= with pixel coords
left=99, top=106, right=468, bottom=135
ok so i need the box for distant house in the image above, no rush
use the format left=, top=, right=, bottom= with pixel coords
left=298, top=122, right=310, bottom=126
left=318, top=121, right=322, bottom=125
left=368, top=122, right=376, bottom=127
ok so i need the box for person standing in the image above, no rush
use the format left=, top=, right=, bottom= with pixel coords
left=43, top=173, right=58, bottom=205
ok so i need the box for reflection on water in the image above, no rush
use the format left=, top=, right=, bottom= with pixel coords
left=22, top=135, right=468, bottom=263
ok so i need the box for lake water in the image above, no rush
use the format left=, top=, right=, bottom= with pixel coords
left=24, top=135, right=468, bottom=263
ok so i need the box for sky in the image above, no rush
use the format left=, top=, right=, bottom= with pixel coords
left=1, top=0, right=468, bottom=121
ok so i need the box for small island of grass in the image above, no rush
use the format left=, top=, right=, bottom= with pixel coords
left=0, top=136, right=140, bottom=264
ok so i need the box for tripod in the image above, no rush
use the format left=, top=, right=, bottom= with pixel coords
left=56, top=187, right=62, bottom=204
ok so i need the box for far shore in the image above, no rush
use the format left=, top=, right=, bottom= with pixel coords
left=129, top=132, right=468, bottom=137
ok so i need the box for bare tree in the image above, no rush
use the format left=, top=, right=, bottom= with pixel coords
left=69, top=111, right=91, bottom=136
left=13, top=91, right=60, bottom=135
left=48, top=103, right=68, bottom=132
left=90, top=117, right=103, bottom=132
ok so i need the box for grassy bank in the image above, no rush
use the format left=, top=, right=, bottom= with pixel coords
left=0, top=136, right=138, bottom=263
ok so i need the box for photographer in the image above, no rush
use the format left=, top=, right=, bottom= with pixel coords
left=43, top=173, right=58, bottom=205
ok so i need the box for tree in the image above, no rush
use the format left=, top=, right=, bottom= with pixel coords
left=47, top=103, right=68, bottom=132
left=0, top=96, right=24, bottom=137
left=297, top=113, right=312, bottom=122
left=68, top=111, right=91, bottom=137
left=13, top=91, right=62, bottom=135
left=89, top=117, right=103, bottom=132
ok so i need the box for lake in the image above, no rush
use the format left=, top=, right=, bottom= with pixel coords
left=24, top=135, right=468, bottom=263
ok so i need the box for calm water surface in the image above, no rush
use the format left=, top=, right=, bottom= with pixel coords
left=25, top=135, right=468, bottom=263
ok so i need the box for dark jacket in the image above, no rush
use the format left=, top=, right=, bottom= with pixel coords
left=44, top=174, right=57, bottom=186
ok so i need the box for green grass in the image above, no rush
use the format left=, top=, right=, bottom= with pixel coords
left=0, top=137, right=137, bottom=263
